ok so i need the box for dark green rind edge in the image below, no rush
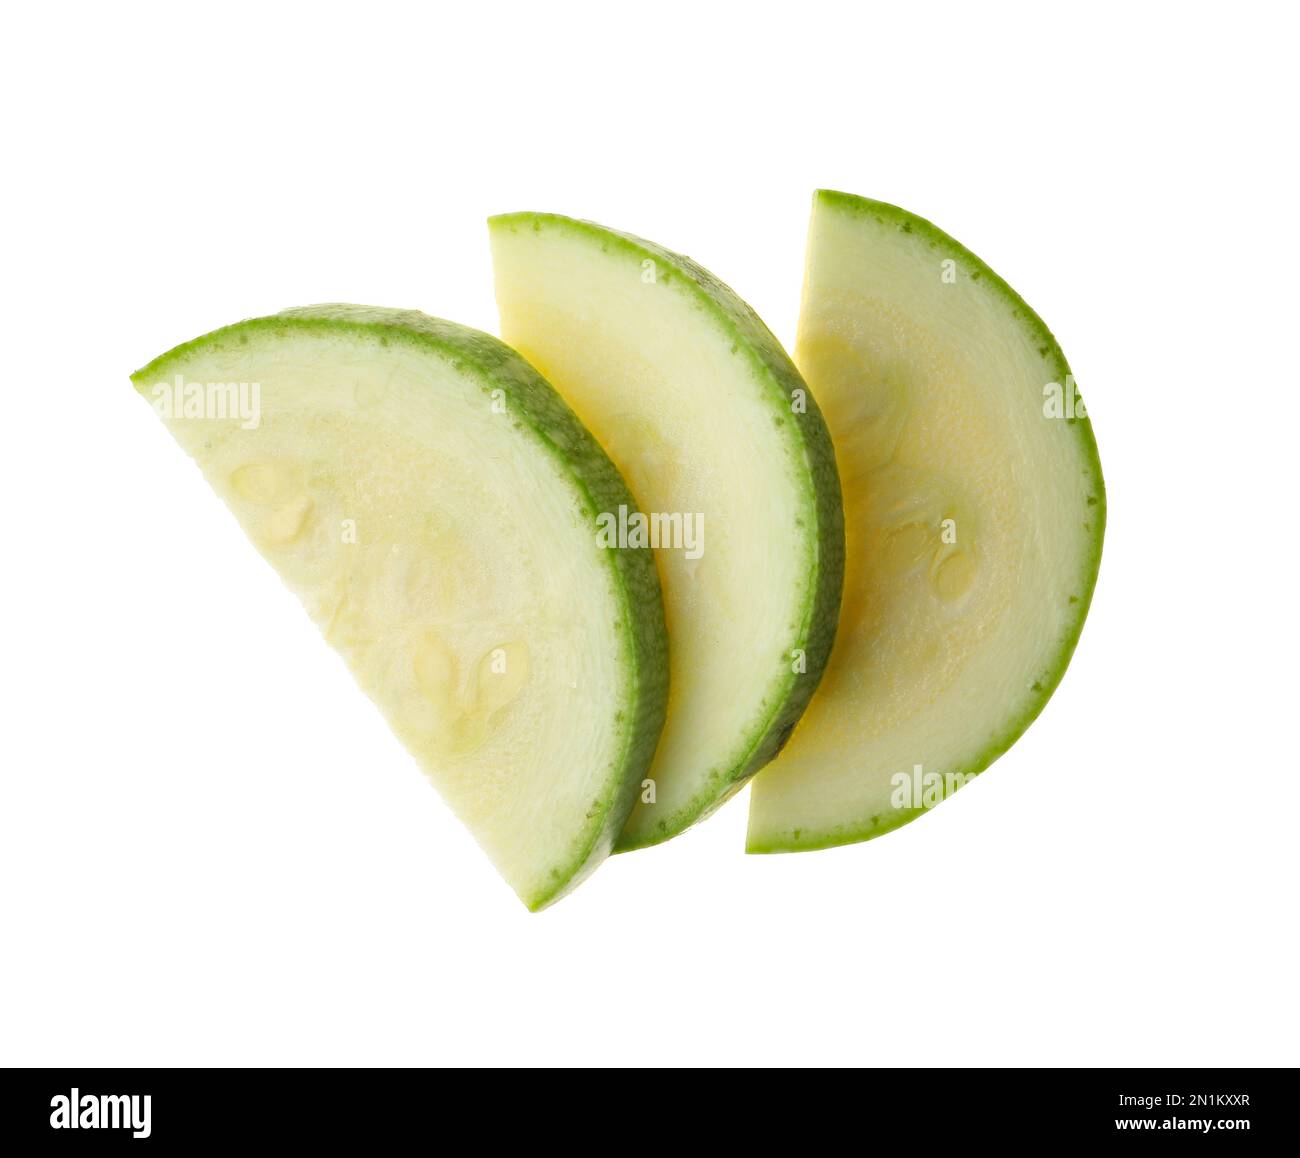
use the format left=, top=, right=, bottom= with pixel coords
left=490, top=214, right=846, bottom=852
left=130, top=305, right=669, bottom=909
left=747, top=191, right=1106, bottom=854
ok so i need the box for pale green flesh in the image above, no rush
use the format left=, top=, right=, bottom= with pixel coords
left=747, top=193, right=1104, bottom=853
left=490, top=216, right=844, bottom=850
left=132, top=306, right=667, bottom=908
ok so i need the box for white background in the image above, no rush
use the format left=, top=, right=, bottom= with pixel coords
left=2, top=1, right=1296, bottom=1067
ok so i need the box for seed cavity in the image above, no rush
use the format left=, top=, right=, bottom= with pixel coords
left=932, top=549, right=977, bottom=602
left=230, top=461, right=301, bottom=504
left=411, top=634, right=531, bottom=756
left=262, top=494, right=314, bottom=545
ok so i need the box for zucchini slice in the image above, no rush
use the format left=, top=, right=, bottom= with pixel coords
left=491, top=216, right=844, bottom=850
left=748, top=193, right=1104, bottom=852
left=132, top=305, right=668, bottom=907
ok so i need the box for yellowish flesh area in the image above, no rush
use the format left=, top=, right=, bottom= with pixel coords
left=491, top=222, right=812, bottom=844
left=138, top=331, right=627, bottom=904
left=748, top=201, right=1096, bottom=847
